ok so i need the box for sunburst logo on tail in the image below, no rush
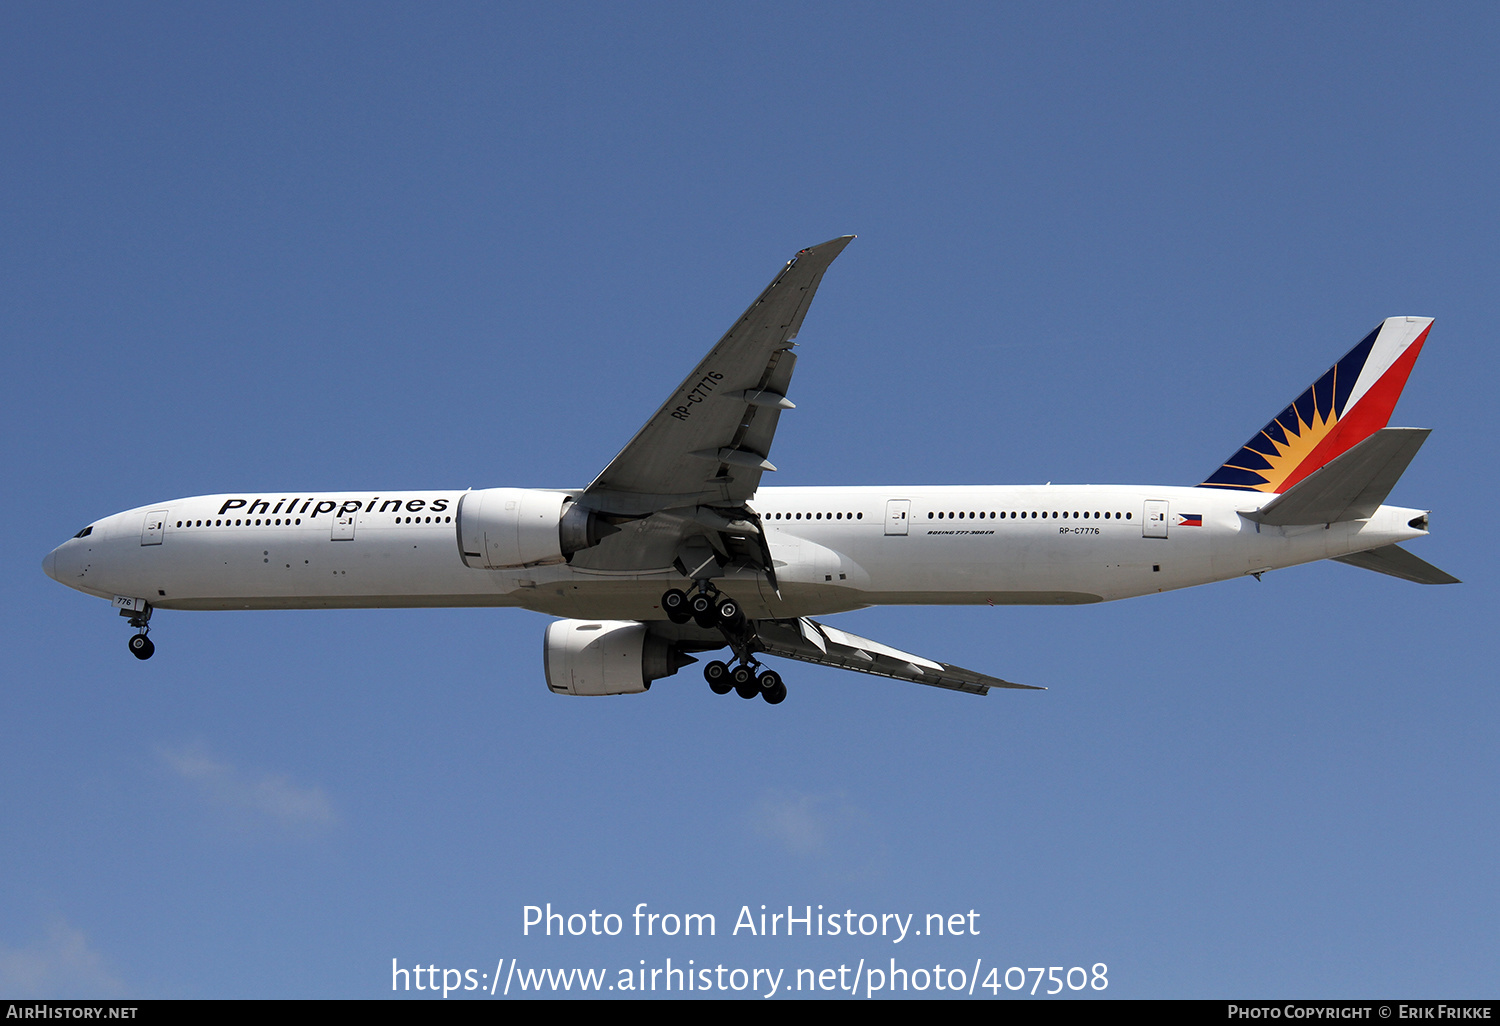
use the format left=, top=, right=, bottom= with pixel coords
left=1201, top=318, right=1431, bottom=494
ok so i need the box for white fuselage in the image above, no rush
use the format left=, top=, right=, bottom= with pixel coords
left=45, top=485, right=1429, bottom=621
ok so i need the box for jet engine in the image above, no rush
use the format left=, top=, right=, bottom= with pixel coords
left=456, top=488, right=615, bottom=569
left=543, top=619, right=696, bottom=696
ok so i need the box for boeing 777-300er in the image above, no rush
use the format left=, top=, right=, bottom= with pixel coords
left=43, top=237, right=1457, bottom=704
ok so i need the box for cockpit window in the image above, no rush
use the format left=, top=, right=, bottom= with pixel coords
left=73, top=525, right=93, bottom=538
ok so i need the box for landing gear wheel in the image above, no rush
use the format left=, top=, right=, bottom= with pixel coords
left=662, top=589, right=690, bottom=624
left=715, top=597, right=742, bottom=626
left=704, top=660, right=732, bottom=695
left=128, top=634, right=155, bottom=660
left=732, top=664, right=758, bottom=699
left=688, top=591, right=717, bottom=629
left=756, top=669, right=781, bottom=693
left=762, top=681, right=787, bottom=705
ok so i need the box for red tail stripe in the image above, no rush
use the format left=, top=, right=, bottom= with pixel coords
left=1277, top=325, right=1429, bottom=493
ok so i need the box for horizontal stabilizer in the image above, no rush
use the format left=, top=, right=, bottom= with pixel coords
left=1245, top=427, right=1429, bottom=526
left=753, top=617, right=1042, bottom=695
left=1333, top=545, right=1460, bottom=585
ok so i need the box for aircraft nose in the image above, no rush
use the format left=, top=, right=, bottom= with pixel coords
left=43, top=547, right=59, bottom=582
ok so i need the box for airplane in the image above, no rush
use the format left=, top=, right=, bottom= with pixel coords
left=42, top=236, right=1458, bottom=705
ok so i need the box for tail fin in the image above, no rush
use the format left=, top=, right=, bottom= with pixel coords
left=1201, top=317, right=1433, bottom=493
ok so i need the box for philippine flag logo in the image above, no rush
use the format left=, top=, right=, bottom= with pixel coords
left=1178, top=513, right=1203, bottom=527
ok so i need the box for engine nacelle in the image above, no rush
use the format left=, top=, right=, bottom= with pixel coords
left=543, top=619, right=695, bottom=696
left=456, top=488, right=614, bottom=569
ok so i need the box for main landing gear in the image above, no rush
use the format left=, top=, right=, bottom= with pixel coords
left=666, top=585, right=792, bottom=705
left=661, top=582, right=786, bottom=705
left=123, top=602, right=155, bottom=660
left=701, top=661, right=786, bottom=704
left=661, top=585, right=742, bottom=630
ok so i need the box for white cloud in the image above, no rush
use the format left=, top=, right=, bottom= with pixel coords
left=0, top=921, right=128, bottom=998
left=750, top=792, right=840, bottom=856
left=748, top=792, right=888, bottom=880
left=160, top=743, right=336, bottom=831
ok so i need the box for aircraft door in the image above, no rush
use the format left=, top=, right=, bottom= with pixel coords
left=141, top=510, right=168, bottom=545
left=885, top=499, right=910, bottom=536
left=1143, top=499, right=1169, bottom=538
left=332, top=513, right=356, bottom=541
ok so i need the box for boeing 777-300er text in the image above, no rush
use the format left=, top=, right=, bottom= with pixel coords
left=43, top=237, right=1457, bottom=704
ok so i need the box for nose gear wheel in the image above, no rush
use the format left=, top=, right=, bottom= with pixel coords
left=122, top=603, right=155, bottom=660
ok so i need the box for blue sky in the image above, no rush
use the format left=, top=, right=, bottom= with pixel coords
left=4, top=3, right=1495, bottom=998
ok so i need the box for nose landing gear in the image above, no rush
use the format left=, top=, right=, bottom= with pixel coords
left=128, top=633, right=155, bottom=660
left=122, top=601, right=155, bottom=660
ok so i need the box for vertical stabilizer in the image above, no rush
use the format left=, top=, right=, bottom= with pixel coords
left=1201, top=317, right=1432, bottom=492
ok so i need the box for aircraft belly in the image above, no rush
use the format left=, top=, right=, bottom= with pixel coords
left=513, top=574, right=870, bottom=621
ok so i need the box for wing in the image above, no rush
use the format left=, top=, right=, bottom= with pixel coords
left=583, top=236, right=854, bottom=515
left=752, top=617, right=1043, bottom=696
